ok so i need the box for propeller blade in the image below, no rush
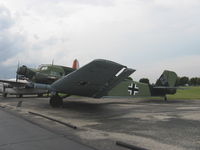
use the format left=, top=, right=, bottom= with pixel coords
left=16, top=61, right=20, bottom=82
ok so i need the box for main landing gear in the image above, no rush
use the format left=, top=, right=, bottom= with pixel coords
left=37, top=93, right=43, bottom=97
left=2, top=93, right=7, bottom=98
left=49, top=94, right=63, bottom=107
left=49, top=93, right=71, bottom=107
left=16, top=94, right=23, bottom=98
left=2, top=84, right=7, bottom=98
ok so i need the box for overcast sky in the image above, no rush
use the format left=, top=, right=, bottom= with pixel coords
left=0, top=0, right=200, bottom=82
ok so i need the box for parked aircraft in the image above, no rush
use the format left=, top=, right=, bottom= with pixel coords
left=0, top=59, right=79, bottom=98
left=29, top=59, right=134, bottom=107
left=16, top=59, right=79, bottom=84
left=0, top=80, right=47, bottom=98
left=0, top=59, right=178, bottom=107
left=29, top=59, right=178, bottom=107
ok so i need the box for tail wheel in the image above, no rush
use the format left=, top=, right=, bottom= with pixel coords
left=49, top=95, right=63, bottom=107
left=164, top=95, right=167, bottom=101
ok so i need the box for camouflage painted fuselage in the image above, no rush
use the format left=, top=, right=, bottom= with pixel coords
left=17, top=64, right=75, bottom=84
left=107, top=70, right=177, bottom=98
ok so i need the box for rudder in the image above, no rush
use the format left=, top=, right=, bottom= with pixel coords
left=155, top=70, right=177, bottom=87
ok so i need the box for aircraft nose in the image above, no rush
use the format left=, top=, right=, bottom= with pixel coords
left=17, top=65, right=27, bottom=75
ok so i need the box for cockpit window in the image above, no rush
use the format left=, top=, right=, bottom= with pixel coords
left=40, top=66, right=48, bottom=71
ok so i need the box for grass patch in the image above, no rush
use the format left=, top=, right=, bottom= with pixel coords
left=168, top=86, right=200, bottom=100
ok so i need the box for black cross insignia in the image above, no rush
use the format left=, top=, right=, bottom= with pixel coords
left=128, top=83, right=139, bottom=95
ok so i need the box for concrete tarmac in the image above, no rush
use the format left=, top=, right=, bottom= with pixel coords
left=0, top=96, right=200, bottom=150
left=0, top=108, right=95, bottom=150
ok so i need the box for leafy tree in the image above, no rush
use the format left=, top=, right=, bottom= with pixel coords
left=175, top=76, right=180, bottom=86
left=197, top=78, right=200, bottom=85
left=139, top=78, right=150, bottom=84
left=189, top=77, right=199, bottom=86
left=179, top=76, right=189, bottom=86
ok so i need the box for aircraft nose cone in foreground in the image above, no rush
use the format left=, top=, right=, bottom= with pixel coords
left=16, top=65, right=36, bottom=80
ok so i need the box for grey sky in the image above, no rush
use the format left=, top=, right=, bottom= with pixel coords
left=0, top=0, right=200, bottom=82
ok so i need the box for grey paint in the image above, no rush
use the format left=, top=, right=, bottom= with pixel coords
left=0, top=109, right=94, bottom=150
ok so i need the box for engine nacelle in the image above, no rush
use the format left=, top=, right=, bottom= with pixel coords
left=17, top=65, right=36, bottom=79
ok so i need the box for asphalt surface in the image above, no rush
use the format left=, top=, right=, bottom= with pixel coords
left=0, top=96, right=200, bottom=150
left=0, top=107, right=94, bottom=150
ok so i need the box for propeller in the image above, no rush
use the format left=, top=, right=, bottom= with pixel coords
left=52, top=59, right=54, bottom=66
left=16, top=61, right=20, bottom=82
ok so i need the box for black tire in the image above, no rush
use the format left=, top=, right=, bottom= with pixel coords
left=16, top=94, right=23, bottom=98
left=49, top=95, right=63, bottom=107
left=2, top=84, right=7, bottom=98
left=3, top=93, right=7, bottom=98
left=37, top=94, right=43, bottom=97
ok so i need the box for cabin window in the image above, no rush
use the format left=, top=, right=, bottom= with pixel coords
left=50, top=71, right=62, bottom=77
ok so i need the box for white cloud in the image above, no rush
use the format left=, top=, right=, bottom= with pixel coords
left=0, top=0, right=200, bottom=80
left=133, top=55, right=200, bottom=83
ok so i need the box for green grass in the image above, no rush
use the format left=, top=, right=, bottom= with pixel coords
left=168, top=86, right=200, bottom=100
left=44, top=86, right=200, bottom=100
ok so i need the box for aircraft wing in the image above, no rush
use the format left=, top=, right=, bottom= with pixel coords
left=50, top=59, right=135, bottom=98
left=0, top=79, right=28, bottom=87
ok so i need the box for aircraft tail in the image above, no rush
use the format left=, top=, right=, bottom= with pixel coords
left=107, top=70, right=178, bottom=98
left=72, top=59, right=79, bottom=69
left=155, top=70, right=177, bottom=87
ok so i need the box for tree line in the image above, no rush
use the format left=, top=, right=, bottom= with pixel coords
left=139, top=77, right=200, bottom=86
left=175, top=76, right=200, bottom=86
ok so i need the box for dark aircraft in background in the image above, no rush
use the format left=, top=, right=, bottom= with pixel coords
left=0, top=59, right=79, bottom=97
left=16, top=58, right=79, bottom=84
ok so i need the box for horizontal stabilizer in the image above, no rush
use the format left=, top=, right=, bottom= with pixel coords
left=153, top=86, right=184, bottom=89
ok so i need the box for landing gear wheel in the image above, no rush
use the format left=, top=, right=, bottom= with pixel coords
left=3, top=93, right=7, bottom=98
left=2, top=84, right=7, bottom=98
left=16, top=94, right=23, bottom=98
left=37, top=94, right=43, bottom=97
left=49, top=95, right=63, bottom=107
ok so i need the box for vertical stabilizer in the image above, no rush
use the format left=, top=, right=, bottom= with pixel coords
left=155, top=70, right=177, bottom=87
